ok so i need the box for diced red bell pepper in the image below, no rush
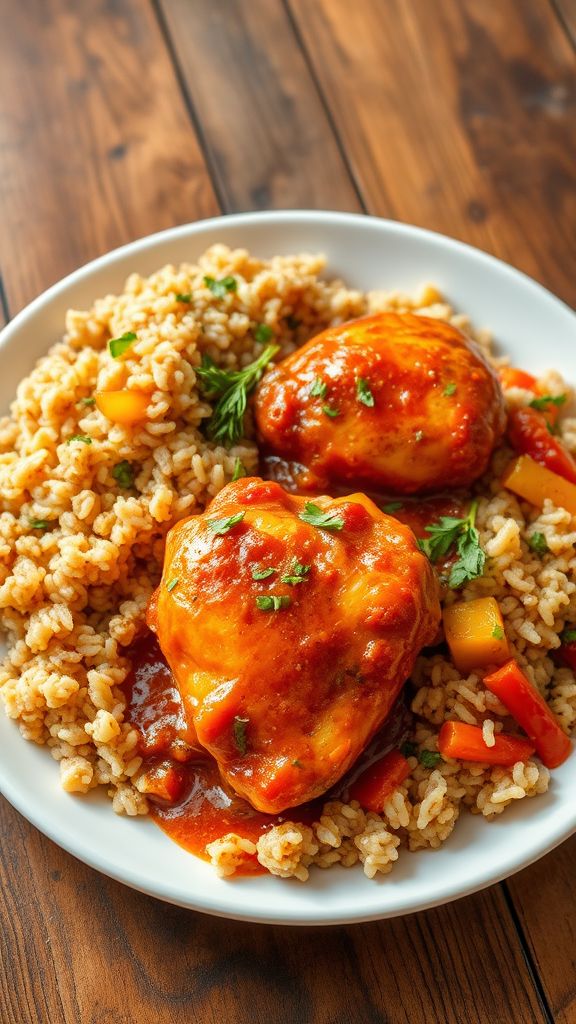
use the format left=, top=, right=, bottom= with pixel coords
left=348, top=749, right=411, bottom=811
left=508, top=406, right=576, bottom=485
left=438, top=721, right=534, bottom=766
left=483, top=659, right=572, bottom=769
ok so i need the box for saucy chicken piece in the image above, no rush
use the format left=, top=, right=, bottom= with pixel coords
left=254, top=312, right=506, bottom=494
left=148, top=477, right=440, bottom=813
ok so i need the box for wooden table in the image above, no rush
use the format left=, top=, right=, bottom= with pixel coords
left=1, top=2, right=576, bottom=1021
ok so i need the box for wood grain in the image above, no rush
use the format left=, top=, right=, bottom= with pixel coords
left=555, top=0, right=576, bottom=44
left=157, top=0, right=362, bottom=212
left=288, top=0, right=576, bottom=306
left=0, top=0, right=218, bottom=315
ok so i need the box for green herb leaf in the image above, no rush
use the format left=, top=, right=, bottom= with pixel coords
left=420, top=500, right=485, bottom=589
left=561, top=628, right=576, bottom=644
left=208, top=511, right=246, bottom=535
left=175, top=292, right=192, bottom=303
left=66, top=434, right=92, bottom=445
left=28, top=518, right=52, bottom=530
left=280, top=560, right=311, bottom=585
left=310, top=377, right=328, bottom=399
left=251, top=566, right=277, bottom=580
left=108, top=331, right=137, bottom=358
left=356, top=377, right=375, bottom=407
left=204, top=275, right=237, bottom=299
left=254, top=323, right=273, bottom=344
left=492, top=625, right=505, bottom=640
left=382, top=501, right=403, bottom=514
left=419, top=749, right=442, bottom=768
left=298, top=502, right=345, bottom=532
left=112, top=460, right=135, bottom=489
left=528, top=531, right=549, bottom=556
left=196, top=344, right=279, bottom=446
left=166, top=578, right=179, bottom=592
left=233, top=716, right=249, bottom=755
left=78, top=396, right=96, bottom=407
left=400, top=741, right=417, bottom=758
left=443, top=382, right=457, bottom=397
left=529, top=394, right=567, bottom=411
left=322, top=404, right=340, bottom=419
left=256, top=595, right=291, bottom=611
left=232, top=457, right=247, bottom=481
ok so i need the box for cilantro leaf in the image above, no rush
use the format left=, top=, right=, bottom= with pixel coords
left=310, top=377, right=328, bottom=399
left=204, top=275, right=237, bottom=299
left=112, top=460, right=135, bottom=488
left=233, top=716, right=249, bottom=755
left=196, top=345, right=279, bottom=446
left=29, top=518, right=53, bottom=530
left=528, top=531, right=549, bottom=556
left=175, top=292, right=192, bottom=303
left=66, top=434, right=92, bottom=445
left=492, top=625, right=504, bottom=640
left=322, top=405, right=340, bottom=418
left=419, top=750, right=442, bottom=768
left=208, top=511, right=245, bottom=535
left=109, top=331, right=137, bottom=358
left=256, top=595, right=291, bottom=611
left=298, top=502, right=344, bottom=532
left=529, top=394, right=567, bottom=411
left=356, top=377, right=375, bottom=407
left=254, top=323, right=274, bottom=344
left=420, top=501, right=485, bottom=589
left=443, top=382, right=457, bottom=397
left=280, top=560, right=311, bottom=585
left=251, top=566, right=277, bottom=580
left=232, top=457, right=247, bottom=481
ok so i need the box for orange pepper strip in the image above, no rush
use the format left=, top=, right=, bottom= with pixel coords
left=498, top=367, right=537, bottom=392
left=348, top=750, right=411, bottom=811
left=503, top=455, right=576, bottom=516
left=508, top=406, right=576, bottom=484
left=484, top=659, right=572, bottom=769
left=438, top=721, right=534, bottom=766
left=95, top=390, right=149, bottom=425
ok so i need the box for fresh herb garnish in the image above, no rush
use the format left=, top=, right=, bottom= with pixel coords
left=356, top=377, right=375, bottom=407
left=382, top=501, right=403, bottom=514
left=203, top=275, right=237, bottom=299
left=529, top=394, right=567, bottom=411
left=256, top=595, right=291, bottom=611
left=443, top=382, right=457, bottom=397
left=322, top=404, right=340, bottom=419
left=254, top=323, right=274, bottom=344
left=79, top=396, right=96, bottom=407
left=561, top=628, right=576, bottom=644
left=66, top=434, right=92, bottom=445
left=232, top=457, right=247, bottom=481
left=251, top=566, right=277, bottom=580
left=29, top=518, right=52, bottom=530
left=108, top=331, right=137, bottom=359
left=492, top=625, right=505, bottom=640
left=310, top=377, right=328, bottom=399
left=208, top=511, right=246, bottom=535
left=400, top=741, right=417, bottom=758
left=528, top=531, right=549, bottom=556
left=414, top=429, right=425, bottom=442
left=166, top=578, right=179, bottom=592
left=280, top=560, right=311, bottom=585
left=419, top=750, right=442, bottom=768
left=196, top=344, right=279, bottom=446
left=175, top=292, right=192, bottom=303
left=112, top=460, right=135, bottom=488
left=233, top=716, right=249, bottom=755
left=298, top=502, right=345, bottom=532
left=419, top=500, right=485, bottom=589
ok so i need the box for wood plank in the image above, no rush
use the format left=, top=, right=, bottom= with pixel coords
left=288, top=0, right=576, bottom=307
left=157, top=0, right=362, bottom=212
left=555, top=0, right=576, bottom=44
left=0, top=0, right=218, bottom=314
left=0, top=792, right=547, bottom=1024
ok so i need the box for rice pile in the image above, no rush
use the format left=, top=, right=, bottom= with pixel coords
left=0, top=244, right=574, bottom=879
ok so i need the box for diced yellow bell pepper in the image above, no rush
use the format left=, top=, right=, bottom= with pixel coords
left=503, top=454, right=576, bottom=515
left=443, top=596, right=509, bottom=673
left=95, top=390, right=149, bottom=425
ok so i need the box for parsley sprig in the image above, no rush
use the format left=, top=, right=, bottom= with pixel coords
left=196, top=344, right=279, bottom=446
left=529, top=394, right=566, bottom=411
left=356, top=377, right=375, bottom=407
left=298, top=502, right=345, bottom=532
left=419, top=500, right=485, bottom=588
left=204, top=275, right=237, bottom=298
left=208, top=511, right=245, bottom=535
left=280, top=560, right=310, bottom=585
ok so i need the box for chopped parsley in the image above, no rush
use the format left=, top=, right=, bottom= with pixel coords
left=66, top=434, right=92, bottom=445
left=196, top=345, right=279, bottom=446
left=78, top=396, right=96, bottom=407
left=233, top=716, right=249, bottom=755
left=112, top=460, right=135, bottom=489
left=529, top=394, right=567, bottom=411
left=356, top=377, right=375, bottom=407
left=419, top=749, right=442, bottom=768
left=492, top=625, right=505, bottom=640
left=256, top=595, right=291, bottom=611
left=443, top=382, right=457, bottom=397
left=528, top=531, right=549, bottom=557
left=254, top=323, right=274, bottom=344
left=175, top=292, right=192, bottom=303
left=382, top=501, right=403, bottom=514
left=232, top=457, right=247, bottom=481
left=251, top=566, right=277, bottom=580
left=419, top=500, right=485, bottom=589
left=322, top=404, right=340, bottom=419
left=29, top=518, right=52, bottom=530
left=208, top=511, right=246, bottom=535
left=203, top=275, right=237, bottom=299
left=561, top=628, right=576, bottom=644
left=310, top=377, right=328, bottom=399
left=165, top=578, right=179, bottom=592
left=108, top=331, right=137, bottom=358
left=298, top=502, right=345, bottom=532
left=280, top=560, right=311, bottom=585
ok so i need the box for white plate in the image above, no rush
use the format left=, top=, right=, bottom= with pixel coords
left=1, top=211, right=575, bottom=925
